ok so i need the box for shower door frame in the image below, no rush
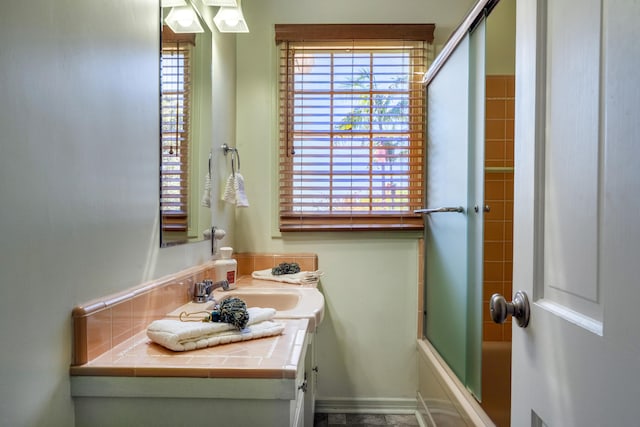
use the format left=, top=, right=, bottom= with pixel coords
left=422, top=17, right=486, bottom=400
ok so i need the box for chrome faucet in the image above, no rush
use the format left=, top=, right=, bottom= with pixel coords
left=193, top=279, right=230, bottom=303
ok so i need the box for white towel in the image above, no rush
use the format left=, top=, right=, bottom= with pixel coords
left=201, top=171, right=212, bottom=207
left=147, top=307, right=283, bottom=352
left=251, top=269, right=318, bottom=286
left=222, top=173, right=249, bottom=207
left=222, top=174, right=235, bottom=205
left=234, top=173, right=249, bottom=207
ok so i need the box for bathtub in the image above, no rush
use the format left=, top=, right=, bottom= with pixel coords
left=416, top=339, right=508, bottom=426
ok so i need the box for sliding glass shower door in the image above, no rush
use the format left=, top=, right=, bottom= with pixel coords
left=423, top=19, right=485, bottom=399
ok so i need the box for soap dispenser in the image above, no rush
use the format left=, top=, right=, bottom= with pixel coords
left=215, top=247, right=237, bottom=290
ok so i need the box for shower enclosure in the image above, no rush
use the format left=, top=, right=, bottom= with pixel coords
left=419, top=1, right=515, bottom=425
left=422, top=12, right=486, bottom=403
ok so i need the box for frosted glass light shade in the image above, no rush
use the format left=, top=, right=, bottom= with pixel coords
left=203, top=0, right=237, bottom=6
left=165, top=6, right=204, bottom=33
left=161, top=0, right=187, bottom=7
left=213, top=0, right=249, bottom=33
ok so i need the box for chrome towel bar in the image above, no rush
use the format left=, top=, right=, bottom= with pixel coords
left=414, top=206, right=464, bottom=215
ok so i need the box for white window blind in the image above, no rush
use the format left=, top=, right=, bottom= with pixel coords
left=276, top=24, right=434, bottom=231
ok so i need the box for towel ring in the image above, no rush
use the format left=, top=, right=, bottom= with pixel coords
left=222, top=144, right=240, bottom=176
left=231, top=154, right=236, bottom=177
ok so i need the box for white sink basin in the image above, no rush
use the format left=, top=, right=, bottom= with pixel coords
left=165, top=283, right=324, bottom=329
left=217, top=290, right=301, bottom=311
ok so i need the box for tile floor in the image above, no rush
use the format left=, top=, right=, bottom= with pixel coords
left=313, top=413, right=419, bottom=427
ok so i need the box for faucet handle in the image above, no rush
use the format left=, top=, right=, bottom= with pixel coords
left=217, top=280, right=230, bottom=291
left=193, top=281, right=208, bottom=303
left=210, top=279, right=230, bottom=291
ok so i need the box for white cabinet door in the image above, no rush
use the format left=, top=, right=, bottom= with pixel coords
left=511, top=0, right=640, bottom=424
left=292, top=388, right=305, bottom=427
left=303, top=332, right=316, bottom=427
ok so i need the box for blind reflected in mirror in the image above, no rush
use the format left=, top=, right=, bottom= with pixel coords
left=160, top=3, right=213, bottom=247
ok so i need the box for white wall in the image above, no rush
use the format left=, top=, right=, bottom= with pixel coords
left=0, top=0, right=478, bottom=422
left=0, top=0, right=235, bottom=425
left=234, top=0, right=474, bottom=407
left=486, top=0, right=516, bottom=74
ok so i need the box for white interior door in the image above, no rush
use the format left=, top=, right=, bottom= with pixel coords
left=511, top=0, right=640, bottom=424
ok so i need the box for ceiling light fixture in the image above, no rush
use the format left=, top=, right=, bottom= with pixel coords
left=203, top=0, right=238, bottom=6
left=165, top=6, right=204, bottom=33
left=161, top=0, right=187, bottom=7
left=213, top=0, right=249, bottom=33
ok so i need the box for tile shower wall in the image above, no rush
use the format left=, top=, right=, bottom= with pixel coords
left=483, top=75, right=515, bottom=342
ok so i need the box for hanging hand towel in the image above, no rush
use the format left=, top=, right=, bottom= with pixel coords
left=234, top=172, right=250, bottom=207
left=201, top=171, right=212, bottom=207
left=222, top=173, right=250, bottom=207
left=222, top=173, right=236, bottom=204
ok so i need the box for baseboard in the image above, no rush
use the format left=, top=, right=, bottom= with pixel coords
left=315, top=397, right=417, bottom=414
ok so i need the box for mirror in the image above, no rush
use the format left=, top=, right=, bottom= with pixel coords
left=160, top=0, right=213, bottom=247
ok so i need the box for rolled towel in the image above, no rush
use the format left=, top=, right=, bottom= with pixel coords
left=146, top=307, right=282, bottom=352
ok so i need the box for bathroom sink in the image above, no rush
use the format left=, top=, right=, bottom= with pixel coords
left=217, top=290, right=301, bottom=311
left=164, top=284, right=324, bottom=329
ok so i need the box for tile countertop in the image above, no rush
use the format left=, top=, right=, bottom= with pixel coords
left=70, top=317, right=309, bottom=379
left=70, top=275, right=322, bottom=380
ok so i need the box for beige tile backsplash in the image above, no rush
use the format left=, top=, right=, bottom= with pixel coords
left=72, top=253, right=318, bottom=365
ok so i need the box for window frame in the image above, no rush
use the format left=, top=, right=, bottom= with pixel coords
left=276, top=24, right=434, bottom=232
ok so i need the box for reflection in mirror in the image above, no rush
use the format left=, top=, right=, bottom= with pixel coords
left=160, top=1, right=213, bottom=247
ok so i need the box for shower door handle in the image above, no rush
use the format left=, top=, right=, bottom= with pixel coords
left=414, top=206, right=464, bottom=215
left=490, top=291, right=531, bottom=328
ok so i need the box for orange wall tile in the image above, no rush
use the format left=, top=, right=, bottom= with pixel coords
left=483, top=75, right=515, bottom=343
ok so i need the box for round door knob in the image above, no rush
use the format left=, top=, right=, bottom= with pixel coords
left=490, top=291, right=530, bottom=328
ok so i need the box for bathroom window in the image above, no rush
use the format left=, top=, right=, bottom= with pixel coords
left=276, top=24, right=434, bottom=231
left=160, top=28, right=194, bottom=233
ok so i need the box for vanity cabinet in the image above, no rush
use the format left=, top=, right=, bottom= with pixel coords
left=72, top=333, right=310, bottom=427
left=292, top=329, right=318, bottom=427
left=303, top=330, right=318, bottom=427
left=70, top=260, right=324, bottom=426
left=71, top=320, right=314, bottom=427
left=73, top=377, right=304, bottom=427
